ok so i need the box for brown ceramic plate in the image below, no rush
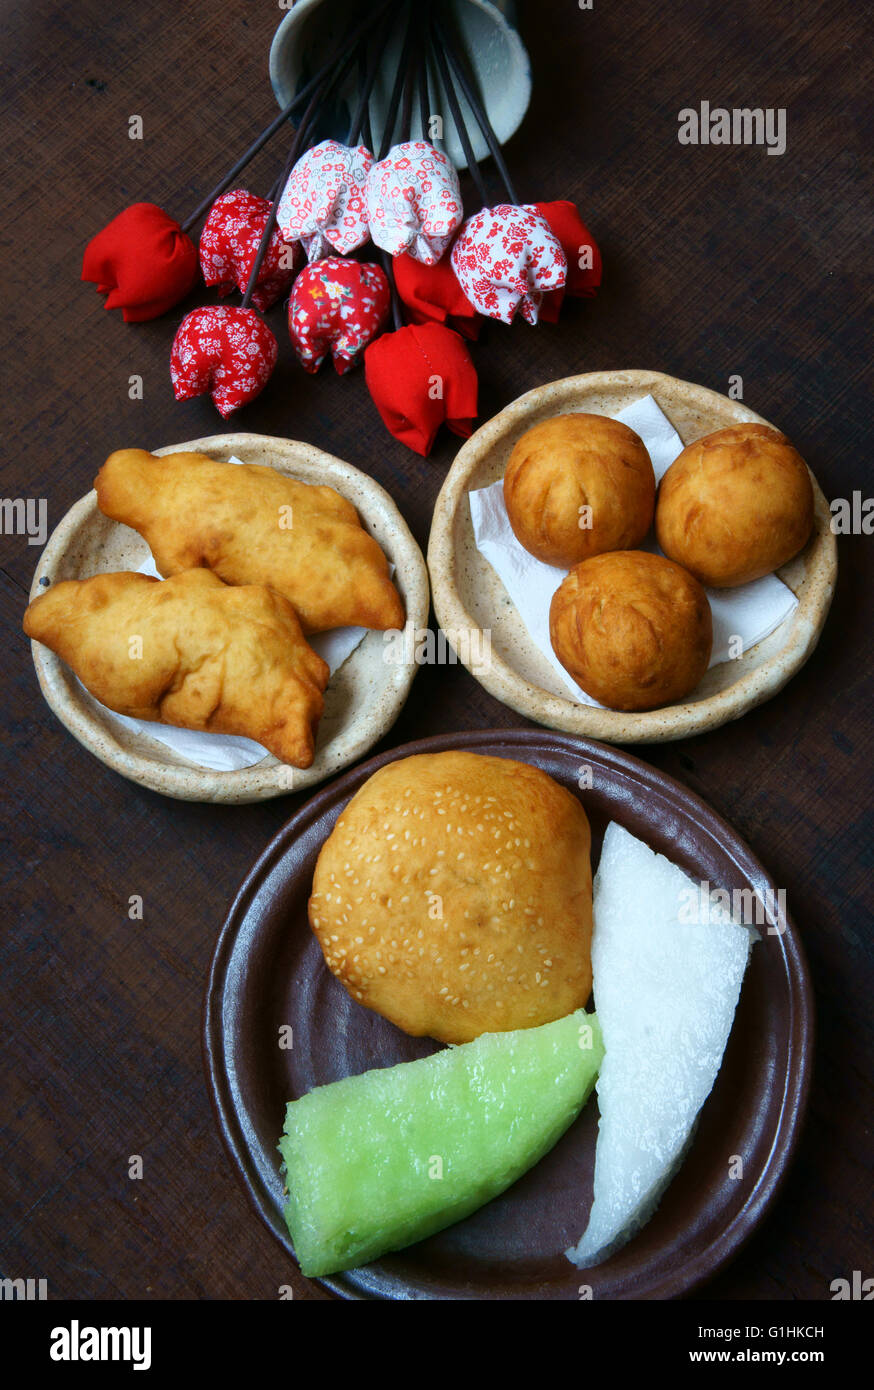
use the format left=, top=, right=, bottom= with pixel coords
left=203, top=729, right=813, bottom=1300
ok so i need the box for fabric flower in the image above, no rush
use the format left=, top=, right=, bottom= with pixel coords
left=364, top=323, right=478, bottom=456
left=82, top=202, right=198, bottom=322
left=288, top=257, right=390, bottom=375
left=366, top=141, right=463, bottom=265
left=170, top=306, right=277, bottom=417
left=532, top=200, right=602, bottom=321
left=536, top=200, right=601, bottom=297
left=450, top=203, right=567, bottom=325
left=199, top=189, right=298, bottom=312
left=276, top=140, right=372, bottom=262
left=393, top=249, right=480, bottom=339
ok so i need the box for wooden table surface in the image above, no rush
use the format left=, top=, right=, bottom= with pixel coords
left=2, top=0, right=871, bottom=1301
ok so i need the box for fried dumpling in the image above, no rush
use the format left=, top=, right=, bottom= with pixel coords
left=23, top=569, right=329, bottom=767
left=94, top=449, right=405, bottom=634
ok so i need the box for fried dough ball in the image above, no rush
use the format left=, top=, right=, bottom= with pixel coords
left=549, top=550, right=712, bottom=711
left=655, top=423, right=814, bottom=587
left=503, top=413, right=655, bottom=567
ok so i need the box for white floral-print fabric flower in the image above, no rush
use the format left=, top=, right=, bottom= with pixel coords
left=366, top=141, right=463, bottom=265
left=277, top=140, right=373, bottom=263
left=450, top=203, right=567, bottom=324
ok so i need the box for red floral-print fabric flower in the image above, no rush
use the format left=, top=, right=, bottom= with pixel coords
left=170, top=306, right=277, bottom=417
left=199, top=189, right=298, bottom=312
left=288, top=257, right=390, bottom=375
left=366, top=141, right=463, bottom=265
left=364, top=322, right=478, bottom=456
left=393, top=249, right=480, bottom=339
left=450, top=203, right=567, bottom=325
left=276, top=140, right=372, bottom=262
left=82, top=202, right=198, bottom=322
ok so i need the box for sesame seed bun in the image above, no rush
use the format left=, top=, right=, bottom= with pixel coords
left=308, top=751, right=593, bottom=1044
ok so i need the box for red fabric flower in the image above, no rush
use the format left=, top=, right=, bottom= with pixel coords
left=288, top=257, right=390, bottom=375
left=199, top=189, right=298, bottom=312
left=364, top=323, right=478, bottom=456
left=170, top=306, right=277, bottom=418
left=534, top=200, right=602, bottom=321
left=393, top=250, right=480, bottom=340
left=536, top=201, right=602, bottom=296
left=450, top=203, right=567, bottom=325
left=82, top=202, right=198, bottom=322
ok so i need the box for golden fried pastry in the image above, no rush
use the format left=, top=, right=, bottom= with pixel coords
left=94, top=449, right=405, bottom=634
left=655, top=423, right=814, bottom=587
left=550, top=550, right=712, bottom=711
left=503, top=413, right=655, bottom=567
left=23, top=569, right=329, bottom=766
left=309, top=750, right=593, bottom=1044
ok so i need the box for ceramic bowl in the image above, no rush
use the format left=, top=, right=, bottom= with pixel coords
left=427, top=370, right=837, bottom=744
left=27, top=433, right=429, bottom=803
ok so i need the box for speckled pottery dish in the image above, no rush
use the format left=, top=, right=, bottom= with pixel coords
left=427, top=370, right=837, bottom=744
left=27, top=434, right=430, bottom=803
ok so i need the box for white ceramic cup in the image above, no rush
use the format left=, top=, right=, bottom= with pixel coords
left=269, top=0, right=531, bottom=169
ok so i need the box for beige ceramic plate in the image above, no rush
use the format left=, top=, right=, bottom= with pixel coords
left=28, top=433, right=429, bottom=803
left=428, top=370, right=837, bottom=743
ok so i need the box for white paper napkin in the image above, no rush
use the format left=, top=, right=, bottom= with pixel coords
left=86, top=457, right=372, bottom=771
left=468, top=396, right=798, bottom=706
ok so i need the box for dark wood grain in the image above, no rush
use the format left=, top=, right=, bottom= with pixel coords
left=1, top=0, right=871, bottom=1302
